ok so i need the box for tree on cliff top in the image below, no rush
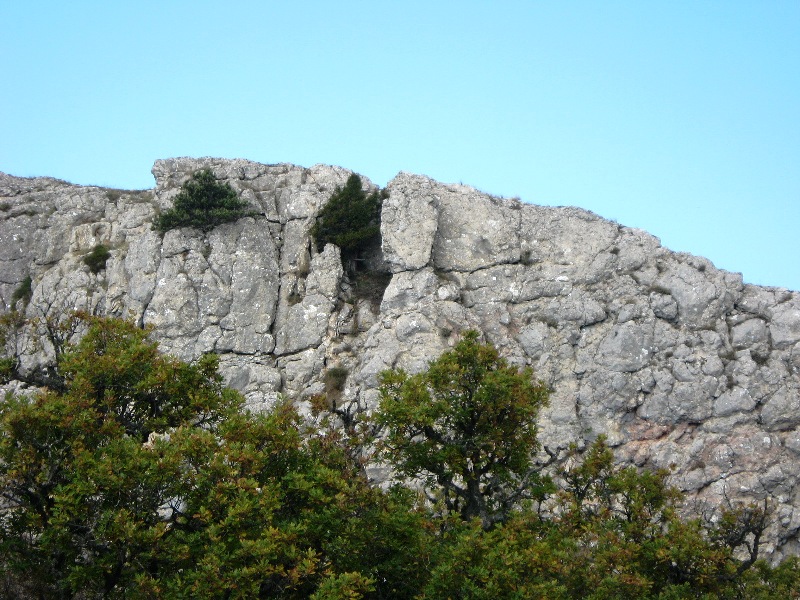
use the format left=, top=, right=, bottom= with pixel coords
left=154, top=169, right=253, bottom=233
left=310, top=174, right=382, bottom=263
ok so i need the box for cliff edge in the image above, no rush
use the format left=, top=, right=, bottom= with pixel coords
left=2, top=157, right=799, bottom=559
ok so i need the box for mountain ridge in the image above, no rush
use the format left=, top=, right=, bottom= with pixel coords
left=1, top=157, right=799, bottom=560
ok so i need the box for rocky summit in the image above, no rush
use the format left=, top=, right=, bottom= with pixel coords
left=1, top=157, right=799, bottom=559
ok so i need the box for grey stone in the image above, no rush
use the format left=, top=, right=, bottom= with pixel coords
left=732, top=318, right=769, bottom=349
left=381, top=268, right=438, bottom=312
left=714, top=387, right=756, bottom=417
left=2, top=158, right=800, bottom=561
left=771, top=303, right=800, bottom=349
left=650, top=292, right=678, bottom=320
left=761, top=390, right=800, bottom=431
left=274, top=245, right=342, bottom=355
left=596, top=321, right=654, bottom=372
left=431, top=180, right=521, bottom=272
left=381, top=173, right=438, bottom=272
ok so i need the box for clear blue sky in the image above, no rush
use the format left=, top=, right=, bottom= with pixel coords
left=2, top=1, right=798, bottom=290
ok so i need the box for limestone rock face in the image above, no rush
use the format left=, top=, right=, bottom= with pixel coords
left=2, top=158, right=800, bottom=561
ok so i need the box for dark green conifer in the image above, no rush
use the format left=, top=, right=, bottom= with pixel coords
left=311, top=174, right=382, bottom=261
left=154, top=169, right=253, bottom=233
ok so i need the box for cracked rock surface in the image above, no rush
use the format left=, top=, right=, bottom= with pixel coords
left=2, top=158, right=799, bottom=560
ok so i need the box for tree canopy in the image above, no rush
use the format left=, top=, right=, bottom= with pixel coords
left=420, top=437, right=788, bottom=599
left=310, top=174, right=382, bottom=262
left=0, top=316, right=427, bottom=599
left=376, top=330, right=552, bottom=528
left=154, top=169, right=254, bottom=233
left=0, top=321, right=796, bottom=598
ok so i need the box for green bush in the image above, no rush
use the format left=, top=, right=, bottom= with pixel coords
left=311, top=174, right=382, bottom=261
left=154, top=169, right=254, bottom=233
left=10, top=276, right=32, bottom=307
left=0, top=356, right=15, bottom=383
left=83, top=244, right=111, bottom=274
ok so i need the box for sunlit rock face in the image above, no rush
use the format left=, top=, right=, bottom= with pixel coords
left=2, top=158, right=799, bottom=560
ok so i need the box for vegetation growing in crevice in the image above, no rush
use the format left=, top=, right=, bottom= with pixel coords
left=325, top=365, right=349, bottom=393
left=287, top=290, right=303, bottom=306
left=0, top=310, right=26, bottom=383
left=323, top=366, right=350, bottom=408
left=311, top=173, right=390, bottom=310
left=311, top=174, right=383, bottom=265
left=10, top=276, right=32, bottom=308
left=104, top=188, right=152, bottom=203
left=83, top=244, right=111, bottom=274
left=154, top=169, right=254, bottom=233
left=105, top=189, right=124, bottom=202
left=520, top=248, right=535, bottom=265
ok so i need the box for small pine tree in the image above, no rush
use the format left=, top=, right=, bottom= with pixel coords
left=154, top=169, right=253, bottom=233
left=311, top=174, right=382, bottom=261
left=83, top=244, right=110, bottom=274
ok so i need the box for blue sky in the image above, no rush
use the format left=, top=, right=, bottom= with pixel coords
left=2, top=1, right=798, bottom=290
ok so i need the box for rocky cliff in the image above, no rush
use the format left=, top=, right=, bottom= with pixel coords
left=2, top=158, right=799, bottom=559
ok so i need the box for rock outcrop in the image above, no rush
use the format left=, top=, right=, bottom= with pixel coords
left=2, top=157, right=799, bottom=559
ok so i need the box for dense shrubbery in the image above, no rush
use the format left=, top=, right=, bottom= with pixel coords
left=0, top=316, right=427, bottom=599
left=0, top=320, right=796, bottom=598
left=83, top=244, right=111, bottom=274
left=310, top=174, right=382, bottom=262
left=154, top=169, right=254, bottom=233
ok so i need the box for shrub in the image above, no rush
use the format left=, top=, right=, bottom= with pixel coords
left=311, top=174, right=382, bottom=261
left=154, top=169, right=253, bottom=233
left=10, top=276, right=32, bottom=307
left=325, top=366, right=349, bottom=394
left=83, top=244, right=111, bottom=274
